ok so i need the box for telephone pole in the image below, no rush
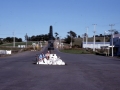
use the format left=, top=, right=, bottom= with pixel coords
left=86, top=27, right=89, bottom=48
left=92, top=24, right=97, bottom=51
left=59, top=36, right=61, bottom=49
left=82, top=34, right=84, bottom=48
left=104, top=31, right=108, bottom=47
left=108, top=24, right=115, bottom=57
left=25, top=33, right=28, bottom=48
left=104, top=31, right=106, bottom=46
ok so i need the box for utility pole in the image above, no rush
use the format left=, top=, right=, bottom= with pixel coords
left=59, top=36, right=61, bottom=49
left=108, top=24, right=115, bottom=57
left=25, top=33, right=28, bottom=48
left=92, top=24, right=97, bottom=51
left=104, top=31, right=108, bottom=47
left=86, top=27, right=89, bottom=48
left=82, top=34, right=84, bottom=48
left=13, top=31, right=15, bottom=47
left=104, top=31, right=105, bottom=46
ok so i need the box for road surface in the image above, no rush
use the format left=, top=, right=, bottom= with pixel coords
left=0, top=46, right=120, bottom=90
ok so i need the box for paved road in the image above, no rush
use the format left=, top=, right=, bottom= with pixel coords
left=0, top=46, right=120, bottom=90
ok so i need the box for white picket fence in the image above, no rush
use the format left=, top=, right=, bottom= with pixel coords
left=0, top=50, right=11, bottom=54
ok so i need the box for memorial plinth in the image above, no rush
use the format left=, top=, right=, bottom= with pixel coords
left=48, top=25, right=54, bottom=53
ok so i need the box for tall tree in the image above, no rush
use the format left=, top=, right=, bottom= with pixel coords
left=84, top=33, right=87, bottom=37
left=78, top=35, right=80, bottom=38
left=55, top=32, right=59, bottom=38
left=3, top=37, right=22, bottom=42
left=64, top=35, right=71, bottom=44
left=25, top=33, right=28, bottom=41
left=114, top=30, right=119, bottom=34
left=64, top=30, right=75, bottom=44
left=54, top=32, right=59, bottom=40
left=67, top=30, right=77, bottom=38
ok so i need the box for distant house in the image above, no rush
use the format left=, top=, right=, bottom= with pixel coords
left=82, top=42, right=110, bottom=49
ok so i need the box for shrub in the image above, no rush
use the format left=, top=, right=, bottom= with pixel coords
left=72, top=44, right=80, bottom=48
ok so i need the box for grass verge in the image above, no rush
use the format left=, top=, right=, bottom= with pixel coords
left=59, top=48, right=93, bottom=54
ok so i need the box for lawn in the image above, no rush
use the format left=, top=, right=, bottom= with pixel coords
left=0, top=41, right=46, bottom=51
left=60, top=48, right=92, bottom=54
left=0, top=41, right=46, bottom=46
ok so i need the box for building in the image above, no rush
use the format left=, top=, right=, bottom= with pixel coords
left=82, top=34, right=120, bottom=56
left=110, top=34, right=120, bottom=56
left=82, top=42, right=110, bottom=49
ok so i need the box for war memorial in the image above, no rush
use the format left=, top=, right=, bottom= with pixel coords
left=36, top=26, right=66, bottom=65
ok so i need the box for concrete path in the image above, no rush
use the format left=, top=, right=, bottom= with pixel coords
left=0, top=46, right=120, bottom=90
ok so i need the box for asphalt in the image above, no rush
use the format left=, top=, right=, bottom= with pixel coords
left=0, top=46, right=120, bottom=90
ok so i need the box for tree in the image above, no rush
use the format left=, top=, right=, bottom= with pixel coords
left=25, top=33, right=28, bottom=41
left=64, top=34, right=74, bottom=44
left=55, top=32, right=59, bottom=39
left=114, top=30, right=119, bottom=34
left=100, top=34, right=103, bottom=37
left=84, top=33, right=87, bottom=37
left=27, top=37, right=31, bottom=41
left=3, top=37, right=22, bottom=42
left=5, top=37, right=13, bottom=42
left=0, top=39, right=3, bottom=45
left=29, top=34, right=50, bottom=41
left=31, top=35, right=36, bottom=41
left=67, top=30, right=77, bottom=38
left=66, top=30, right=77, bottom=46
left=44, top=34, right=49, bottom=41
left=17, top=38, right=22, bottom=42
left=64, top=35, right=71, bottom=44
left=78, top=35, right=80, bottom=38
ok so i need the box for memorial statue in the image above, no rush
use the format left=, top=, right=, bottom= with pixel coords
left=49, top=26, right=53, bottom=40
left=48, top=25, right=54, bottom=53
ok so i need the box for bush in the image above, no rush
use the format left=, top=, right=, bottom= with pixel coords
left=72, top=44, right=80, bottom=48
left=0, top=41, right=3, bottom=45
